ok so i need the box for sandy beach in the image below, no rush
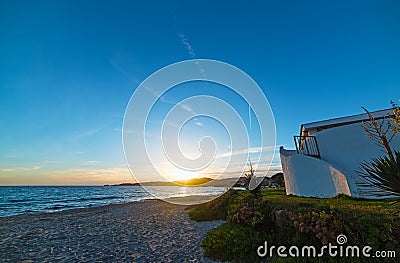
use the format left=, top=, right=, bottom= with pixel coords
left=0, top=200, right=224, bottom=262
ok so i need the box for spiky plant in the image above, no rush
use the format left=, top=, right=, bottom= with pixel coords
left=358, top=150, right=400, bottom=200
left=359, top=102, right=400, bottom=200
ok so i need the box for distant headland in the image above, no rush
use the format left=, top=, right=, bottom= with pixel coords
left=104, top=173, right=284, bottom=188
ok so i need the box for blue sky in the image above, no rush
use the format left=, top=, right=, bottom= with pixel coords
left=1, top=0, right=399, bottom=185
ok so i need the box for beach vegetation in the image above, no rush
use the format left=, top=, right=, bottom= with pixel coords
left=359, top=101, right=400, bottom=199
left=358, top=151, right=400, bottom=200
left=190, top=189, right=400, bottom=262
left=244, top=161, right=261, bottom=194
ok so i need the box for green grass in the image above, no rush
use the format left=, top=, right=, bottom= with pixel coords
left=189, top=189, right=400, bottom=263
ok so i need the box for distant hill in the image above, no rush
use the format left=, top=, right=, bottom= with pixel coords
left=174, top=177, right=213, bottom=185
left=105, top=173, right=285, bottom=188
left=270, top=172, right=284, bottom=183
left=106, top=177, right=225, bottom=187
left=232, top=172, right=285, bottom=187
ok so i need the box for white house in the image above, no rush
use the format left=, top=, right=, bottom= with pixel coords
left=280, top=108, right=400, bottom=198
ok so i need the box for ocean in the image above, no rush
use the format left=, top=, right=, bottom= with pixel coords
left=0, top=186, right=226, bottom=217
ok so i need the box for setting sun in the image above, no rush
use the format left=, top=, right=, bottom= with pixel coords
left=172, top=169, right=197, bottom=182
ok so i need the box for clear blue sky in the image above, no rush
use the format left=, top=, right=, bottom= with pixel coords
left=1, top=0, right=399, bottom=185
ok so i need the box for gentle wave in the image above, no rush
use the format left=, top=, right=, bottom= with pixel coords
left=77, top=196, right=118, bottom=201
left=0, top=186, right=225, bottom=217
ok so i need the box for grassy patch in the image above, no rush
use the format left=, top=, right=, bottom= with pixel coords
left=188, top=189, right=238, bottom=221
left=202, top=223, right=261, bottom=262
left=191, top=189, right=400, bottom=262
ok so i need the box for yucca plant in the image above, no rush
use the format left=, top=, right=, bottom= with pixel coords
left=358, top=151, right=400, bottom=200
left=358, top=101, right=400, bottom=200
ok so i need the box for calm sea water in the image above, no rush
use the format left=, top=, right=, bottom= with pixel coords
left=0, top=186, right=225, bottom=217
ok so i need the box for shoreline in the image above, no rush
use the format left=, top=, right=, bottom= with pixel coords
left=0, top=185, right=226, bottom=218
left=0, top=190, right=224, bottom=218
left=0, top=199, right=224, bottom=262
left=1, top=195, right=218, bottom=219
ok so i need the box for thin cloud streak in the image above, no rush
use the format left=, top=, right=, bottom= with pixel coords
left=46, top=167, right=133, bottom=185
left=201, top=164, right=282, bottom=178
left=70, top=126, right=106, bottom=141
left=195, top=122, right=204, bottom=127
left=0, top=166, right=41, bottom=172
left=143, top=85, right=196, bottom=115
left=180, top=104, right=196, bottom=115
left=178, top=33, right=196, bottom=58
left=177, top=34, right=209, bottom=80
left=83, top=160, right=102, bottom=165
left=216, top=146, right=278, bottom=159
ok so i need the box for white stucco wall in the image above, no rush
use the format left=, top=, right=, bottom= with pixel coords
left=311, top=122, right=400, bottom=197
left=280, top=147, right=351, bottom=198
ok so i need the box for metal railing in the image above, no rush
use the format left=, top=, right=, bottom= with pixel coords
left=294, top=135, right=321, bottom=159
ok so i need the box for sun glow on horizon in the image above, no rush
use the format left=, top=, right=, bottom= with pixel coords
left=172, top=168, right=198, bottom=181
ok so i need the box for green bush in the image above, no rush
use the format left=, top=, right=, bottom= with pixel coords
left=192, top=189, right=400, bottom=263
left=201, top=223, right=263, bottom=263
left=227, top=192, right=274, bottom=229
left=188, top=189, right=238, bottom=221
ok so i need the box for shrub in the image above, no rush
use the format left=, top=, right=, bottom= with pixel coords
left=194, top=189, right=400, bottom=263
left=201, top=223, right=263, bottom=263
left=188, top=189, right=238, bottom=221
left=227, top=192, right=274, bottom=230
left=358, top=151, right=400, bottom=200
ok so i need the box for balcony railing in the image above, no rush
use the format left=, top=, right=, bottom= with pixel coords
left=294, top=135, right=321, bottom=159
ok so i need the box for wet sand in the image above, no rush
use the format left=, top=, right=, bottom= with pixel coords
left=0, top=200, right=224, bottom=262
